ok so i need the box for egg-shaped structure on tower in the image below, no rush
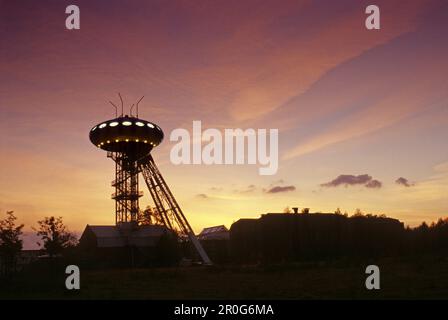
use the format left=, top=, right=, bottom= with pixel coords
left=89, top=115, right=164, bottom=160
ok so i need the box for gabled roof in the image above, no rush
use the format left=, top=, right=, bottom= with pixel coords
left=81, top=224, right=169, bottom=248
left=200, top=225, right=228, bottom=235
left=87, top=225, right=122, bottom=238
left=82, top=225, right=125, bottom=247
left=198, top=225, right=229, bottom=240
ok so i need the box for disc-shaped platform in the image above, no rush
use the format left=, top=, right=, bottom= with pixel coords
left=89, top=116, right=164, bottom=157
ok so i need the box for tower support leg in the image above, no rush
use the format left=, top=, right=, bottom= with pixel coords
left=138, top=155, right=212, bottom=265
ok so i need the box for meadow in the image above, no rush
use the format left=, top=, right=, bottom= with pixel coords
left=1, top=255, right=447, bottom=300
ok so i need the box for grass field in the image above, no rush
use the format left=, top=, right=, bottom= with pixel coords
left=1, top=256, right=448, bottom=299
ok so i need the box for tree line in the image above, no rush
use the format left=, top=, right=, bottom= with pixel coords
left=0, top=211, right=77, bottom=276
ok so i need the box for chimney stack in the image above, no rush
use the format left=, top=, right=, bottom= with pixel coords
left=292, top=207, right=299, bottom=214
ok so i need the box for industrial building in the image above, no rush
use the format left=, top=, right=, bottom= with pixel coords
left=230, top=211, right=405, bottom=263
left=198, top=225, right=229, bottom=241
left=198, top=225, right=230, bottom=263
left=79, top=223, right=177, bottom=266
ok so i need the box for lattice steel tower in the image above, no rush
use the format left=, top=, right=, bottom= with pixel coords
left=89, top=101, right=212, bottom=265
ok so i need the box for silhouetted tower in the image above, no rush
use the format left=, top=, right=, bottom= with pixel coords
left=89, top=99, right=212, bottom=265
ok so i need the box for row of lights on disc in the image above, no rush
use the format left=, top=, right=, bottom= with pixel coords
left=97, top=139, right=158, bottom=148
left=92, top=121, right=159, bottom=131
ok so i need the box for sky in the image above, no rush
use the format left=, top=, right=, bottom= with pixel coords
left=1, top=0, right=448, bottom=248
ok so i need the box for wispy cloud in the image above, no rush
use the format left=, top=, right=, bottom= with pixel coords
left=233, top=185, right=257, bottom=194
left=395, top=177, right=415, bottom=187
left=321, top=174, right=382, bottom=189
left=281, top=4, right=448, bottom=160
left=265, top=185, right=296, bottom=193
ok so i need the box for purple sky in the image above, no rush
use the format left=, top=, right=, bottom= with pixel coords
left=1, top=0, right=448, bottom=248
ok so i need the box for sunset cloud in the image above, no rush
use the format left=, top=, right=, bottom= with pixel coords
left=365, top=180, right=383, bottom=189
left=266, top=185, right=296, bottom=194
left=232, top=185, right=257, bottom=194
left=396, top=177, right=415, bottom=187
left=321, top=174, right=382, bottom=189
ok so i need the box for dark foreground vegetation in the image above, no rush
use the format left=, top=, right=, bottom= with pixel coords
left=1, top=255, right=448, bottom=299
left=1, top=211, right=448, bottom=299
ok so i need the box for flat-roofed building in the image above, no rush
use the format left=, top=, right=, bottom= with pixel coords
left=230, top=211, right=405, bottom=263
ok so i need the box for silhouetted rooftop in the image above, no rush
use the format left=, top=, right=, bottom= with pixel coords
left=198, top=225, right=229, bottom=240
left=80, top=224, right=168, bottom=248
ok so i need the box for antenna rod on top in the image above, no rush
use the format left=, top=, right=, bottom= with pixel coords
left=129, top=104, right=135, bottom=117
left=136, top=96, right=144, bottom=117
left=118, top=93, right=124, bottom=116
left=109, top=101, right=119, bottom=117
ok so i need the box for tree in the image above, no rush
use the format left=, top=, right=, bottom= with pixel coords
left=0, top=211, right=24, bottom=274
left=283, top=207, right=292, bottom=214
left=139, top=206, right=164, bottom=226
left=139, top=206, right=154, bottom=226
left=35, top=216, right=77, bottom=257
left=353, top=208, right=364, bottom=217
